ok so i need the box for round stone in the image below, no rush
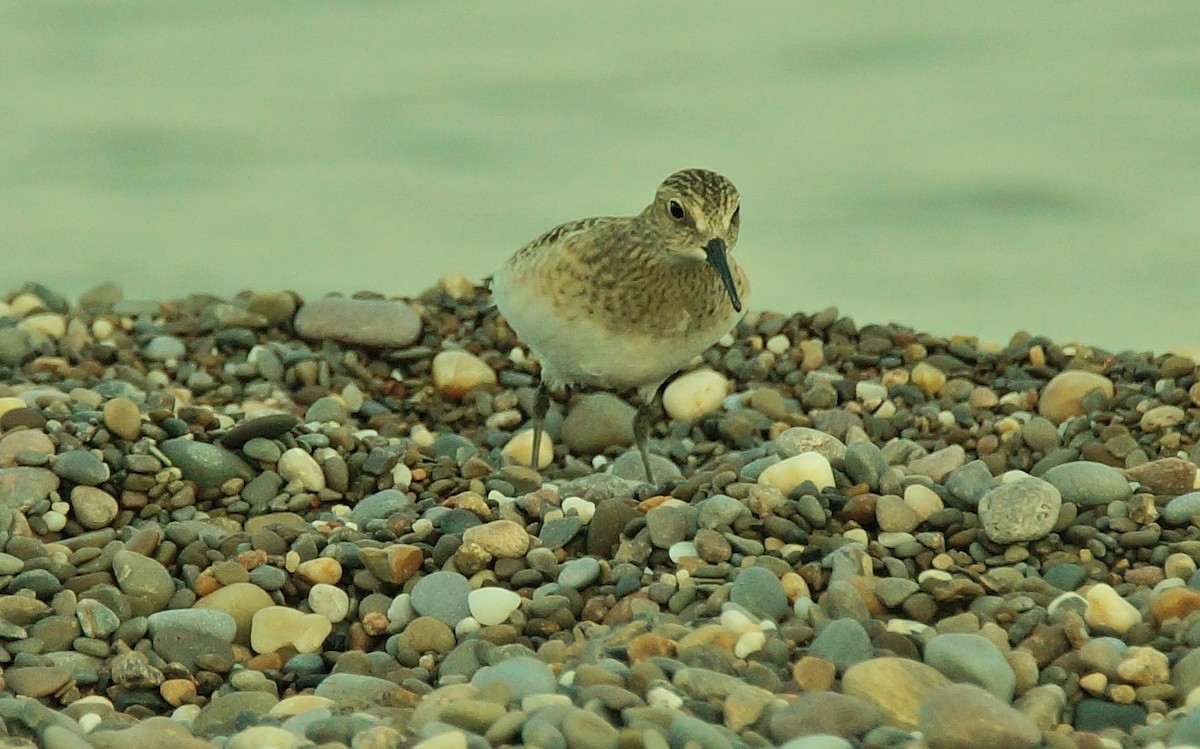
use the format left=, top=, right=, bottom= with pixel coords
left=432, top=349, right=497, bottom=400
left=70, top=486, right=119, bottom=529
left=662, top=368, right=730, bottom=421
left=472, top=656, right=555, bottom=699
left=977, top=476, right=1061, bottom=543
left=112, top=550, right=175, bottom=617
left=1038, top=371, right=1114, bottom=423
left=102, top=397, right=142, bottom=440
left=1084, top=583, right=1141, bottom=635
left=411, top=571, right=471, bottom=626
left=399, top=615, right=456, bottom=653
left=809, top=618, right=873, bottom=672
left=730, top=566, right=789, bottom=622
left=558, top=557, right=601, bottom=590
left=561, top=393, right=635, bottom=453
left=308, top=583, right=350, bottom=623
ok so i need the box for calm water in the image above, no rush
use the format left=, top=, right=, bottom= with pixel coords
left=2, top=2, right=1198, bottom=352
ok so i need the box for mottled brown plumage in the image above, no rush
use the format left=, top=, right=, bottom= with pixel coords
left=492, top=168, right=749, bottom=484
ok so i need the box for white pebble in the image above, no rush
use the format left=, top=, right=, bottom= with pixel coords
left=455, top=618, right=482, bottom=637
left=77, top=713, right=102, bottom=733
left=1085, top=583, right=1142, bottom=634
left=308, top=583, right=350, bottom=623
left=855, top=381, right=888, bottom=409
left=758, top=452, right=835, bottom=492
left=43, top=511, right=67, bottom=532
left=468, top=587, right=522, bottom=626
left=392, top=462, right=413, bottom=489
left=734, top=630, right=766, bottom=658
left=720, top=607, right=760, bottom=634
left=277, top=448, right=325, bottom=492
left=561, top=497, right=595, bottom=523
left=668, top=541, right=699, bottom=562
left=662, top=368, right=730, bottom=420
left=765, top=334, right=791, bottom=354
left=647, top=686, right=683, bottom=710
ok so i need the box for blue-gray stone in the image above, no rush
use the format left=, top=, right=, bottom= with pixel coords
left=1042, top=462, right=1131, bottom=506
left=730, top=566, right=788, bottom=621
left=52, top=450, right=110, bottom=486
left=411, top=571, right=471, bottom=626
left=557, top=557, right=601, bottom=590
left=924, top=633, right=1015, bottom=701
left=159, top=438, right=254, bottom=489
left=945, top=460, right=993, bottom=506
left=809, top=618, right=873, bottom=672
left=472, top=656, right=555, bottom=699
left=1164, top=492, right=1200, bottom=526
left=350, top=489, right=411, bottom=527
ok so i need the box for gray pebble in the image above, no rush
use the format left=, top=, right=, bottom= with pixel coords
left=1042, top=462, right=1131, bottom=506
left=978, top=477, right=1061, bottom=543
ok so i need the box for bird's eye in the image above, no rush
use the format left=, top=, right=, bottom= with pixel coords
left=668, top=199, right=686, bottom=220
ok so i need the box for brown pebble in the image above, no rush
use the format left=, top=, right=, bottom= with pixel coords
left=1150, top=587, right=1200, bottom=626
left=626, top=632, right=675, bottom=662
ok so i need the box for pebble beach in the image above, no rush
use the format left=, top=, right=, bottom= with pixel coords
left=1, top=278, right=1199, bottom=749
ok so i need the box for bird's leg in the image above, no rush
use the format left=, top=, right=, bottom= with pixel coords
left=632, top=380, right=669, bottom=487
left=530, top=380, right=552, bottom=472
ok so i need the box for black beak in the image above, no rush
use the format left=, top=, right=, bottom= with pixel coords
left=703, top=238, right=742, bottom=313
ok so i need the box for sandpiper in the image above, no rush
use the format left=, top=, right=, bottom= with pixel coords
left=491, top=168, right=749, bottom=485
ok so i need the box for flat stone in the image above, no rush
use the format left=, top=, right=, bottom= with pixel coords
left=314, top=672, right=405, bottom=708
left=220, top=413, right=300, bottom=449
left=918, top=684, right=1040, bottom=749
left=1042, top=462, right=1131, bottom=506
left=768, top=692, right=884, bottom=742
left=89, top=716, right=213, bottom=749
left=192, top=690, right=279, bottom=737
left=923, top=633, right=1015, bottom=701
left=0, top=467, right=60, bottom=511
left=159, top=438, right=255, bottom=489
left=4, top=666, right=71, bottom=697
left=842, top=657, right=952, bottom=729
left=472, top=656, right=555, bottom=699
left=294, top=297, right=421, bottom=348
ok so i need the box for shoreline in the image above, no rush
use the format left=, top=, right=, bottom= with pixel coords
left=0, top=277, right=1199, bottom=749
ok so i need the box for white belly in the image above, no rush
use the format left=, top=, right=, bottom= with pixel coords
left=493, top=272, right=740, bottom=393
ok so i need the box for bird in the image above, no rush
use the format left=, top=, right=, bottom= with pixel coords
left=491, top=168, right=749, bottom=486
